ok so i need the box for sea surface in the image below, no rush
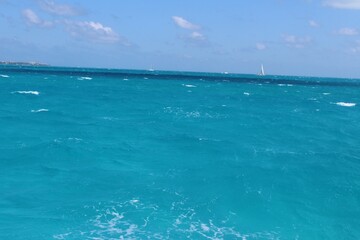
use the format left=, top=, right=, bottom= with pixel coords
left=1, top=65, right=360, bottom=239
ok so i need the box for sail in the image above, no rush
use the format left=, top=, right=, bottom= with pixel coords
left=259, top=64, right=265, bottom=76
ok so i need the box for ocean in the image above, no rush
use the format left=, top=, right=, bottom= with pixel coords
left=1, top=65, right=359, bottom=239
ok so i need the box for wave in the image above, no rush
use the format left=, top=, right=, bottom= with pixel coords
left=31, top=109, right=49, bottom=113
left=12, top=91, right=40, bottom=95
left=183, top=84, right=196, bottom=88
left=163, top=107, right=204, bottom=119
left=78, top=77, right=92, bottom=80
left=53, top=137, right=83, bottom=144
left=53, top=197, right=278, bottom=240
left=336, top=102, right=356, bottom=107
left=102, top=116, right=119, bottom=121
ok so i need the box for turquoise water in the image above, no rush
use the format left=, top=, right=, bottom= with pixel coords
left=1, top=66, right=360, bottom=239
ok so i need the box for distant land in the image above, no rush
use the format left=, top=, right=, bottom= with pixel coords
left=0, top=61, right=49, bottom=66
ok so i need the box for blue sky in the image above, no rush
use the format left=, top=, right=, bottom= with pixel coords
left=1, top=0, right=360, bottom=78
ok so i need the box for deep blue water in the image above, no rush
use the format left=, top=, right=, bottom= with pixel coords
left=1, top=65, right=360, bottom=239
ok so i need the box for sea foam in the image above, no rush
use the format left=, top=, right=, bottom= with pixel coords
left=183, top=84, right=196, bottom=88
left=13, top=91, right=40, bottom=95
left=31, top=109, right=49, bottom=113
left=336, top=102, right=356, bottom=107
left=78, top=77, right=92, bottom=80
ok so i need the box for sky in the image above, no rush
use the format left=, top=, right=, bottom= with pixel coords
left=1, top=0, right=360, bottom=78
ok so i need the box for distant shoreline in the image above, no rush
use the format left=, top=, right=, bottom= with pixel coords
left=0, top=61, right=49, bottom=67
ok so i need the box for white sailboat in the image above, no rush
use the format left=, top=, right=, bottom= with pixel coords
left=258, top=64, right=265, bottom=76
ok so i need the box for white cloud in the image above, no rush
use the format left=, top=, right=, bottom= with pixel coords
left=347, top=40, right=360, bottom=54
left=337, top=27, right=358, bottom=35
left=172, top=16, right=207, bottom=44
left=172, top=16, right=200, bottom=30
left=22, top=9, right=41, bottom=24
left=256, top=43, right=266, bottom=50
left=190, top=31, right=205, bottom=41
left=21, top=7, right=129, bottom=45
left=22, top=9, right=53, bottom=27
left=309, top=20, right=319, bottom=27
left=323, top=0, right=360, bottom=9
left=283, top=34, right=312, bottom=48
left=351, top=46, right=360, bottom=53
left=350, top=40, right=360, bottom=53
left=64, top=20, right=128, bottom=45
left=38, top=0, right=80, bottom=16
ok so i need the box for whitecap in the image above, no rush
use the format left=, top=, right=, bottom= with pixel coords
left=31, top=109, right=49, bottom=113
left=164, top=107, right=210, bottom=119
left=13, top=91, right=40, bottom=95
left=54, top=198, right=280, bottom=239
left=323, top=93, right=331, bottom=95
left=183, top=84, right=196, bottom=88
left=78, top=77, right=92, bottom=80
left=336, top=102, right=356, bottom=107
left=123, top=78, right=129, bottom=81
left=102, top=116, right=119, bottom=121
left=68, top=137, right=83, bottom=141
left=200, top=223, right=210, bottom=232
left=186, top=111, right=201, bottom=118
left=53, top=232, right=72, bottom=239
left=125, top=224, right=138, bottom=236
left=129, top=199, right=139, bottom=205
left=0, top=74, right=9, bottom=78
left=244, top=92, right=250, bottom=95
left=54, top=137, right=82, bottom=143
